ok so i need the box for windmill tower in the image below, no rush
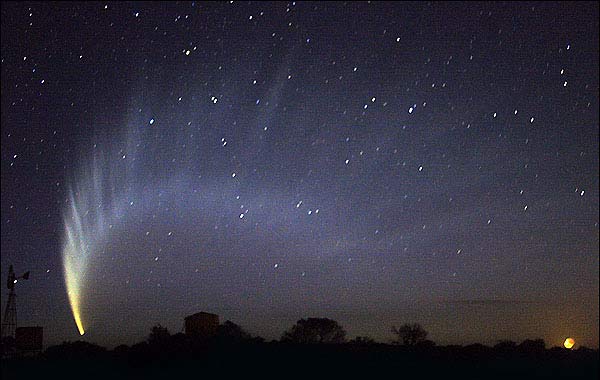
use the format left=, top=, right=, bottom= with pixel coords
left=1, top=265, right=29, bottom=339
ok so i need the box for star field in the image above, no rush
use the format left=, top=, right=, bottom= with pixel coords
left=1, top=2, right=598, bottom=348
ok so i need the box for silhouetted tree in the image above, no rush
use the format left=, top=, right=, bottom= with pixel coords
left=148, top=323, right=171, bottom=345
left=391, top=323, right=428, bottom=346
left=216, top=320, right=252, bottom=342
left=349, top=336, right=376, bottom=345
left=494, top=340, right=517, bottom=353
left=416, top=339, right=436, bottom=348
left=281, top=318, right=346, bottom=344
left=112, top=344, right=130, bottom=358
left=44, top=341, right=107, bottom=360
left=463, top=343, right=491, bottom=357
left=518, top=338, right=546, bottom=353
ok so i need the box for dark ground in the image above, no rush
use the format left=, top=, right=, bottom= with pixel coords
left=2, top=340, right=598, bottom=379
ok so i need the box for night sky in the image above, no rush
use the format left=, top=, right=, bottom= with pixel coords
left=1, top=1, right=598, bottom=349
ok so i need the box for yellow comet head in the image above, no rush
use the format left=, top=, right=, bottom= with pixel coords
left=563, top=338, right=575, bottom=349
left=73, top=310, right=85, bottom=336
left=64, top=259, right=86, bottom=336
left=61, top=109, right=126, bottom=338
left=63, top=213, right=90, bottom=337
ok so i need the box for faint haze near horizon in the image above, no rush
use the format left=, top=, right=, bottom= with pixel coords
left=1, top=1, right=598, bottom=350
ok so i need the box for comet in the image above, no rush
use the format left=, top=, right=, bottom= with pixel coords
left=63, top=214, right=87, bottom=336
left=61, top=165, right=104, bottom=336
left=61, top=146, right=127, bottom=336
left=60, top=56, right=290, bottom=336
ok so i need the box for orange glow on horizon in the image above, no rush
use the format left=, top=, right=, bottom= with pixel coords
left=563, top=338, right=575, bottom=349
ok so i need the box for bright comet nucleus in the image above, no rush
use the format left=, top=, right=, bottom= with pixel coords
left=61, top=147, right=126, bottom=336
left=62, top=191, right=91, bottom=336
left=59, top=51, right=311, bottom=336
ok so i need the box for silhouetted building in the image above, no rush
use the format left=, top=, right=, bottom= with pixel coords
left=184, top=312, right=219, bottom=338
left=15, top=326, right=43, bottom=354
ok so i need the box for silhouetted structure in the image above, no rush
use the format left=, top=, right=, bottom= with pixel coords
left=184, top=312, right=219, bottom=338
left=1, top=265, right=30, bottom=340
left=15, top=326, right=43, bottom=354
left=2, top=324, right=598, bottom=380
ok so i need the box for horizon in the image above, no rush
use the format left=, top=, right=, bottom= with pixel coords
left=1, top=1, right=598, bottom=352
left=29, top=299, right=600, bottom=349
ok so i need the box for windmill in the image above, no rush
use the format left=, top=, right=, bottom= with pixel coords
left=1, top=265, right=29, bottom=339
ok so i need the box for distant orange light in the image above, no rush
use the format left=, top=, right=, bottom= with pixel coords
left=563, top=338, right=575, bottom=349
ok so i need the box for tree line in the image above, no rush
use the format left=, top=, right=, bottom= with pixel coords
left=3, top=317, right=597, bottom=380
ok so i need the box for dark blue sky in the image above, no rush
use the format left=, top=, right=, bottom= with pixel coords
left=1, top=1, right=598, bottom=348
